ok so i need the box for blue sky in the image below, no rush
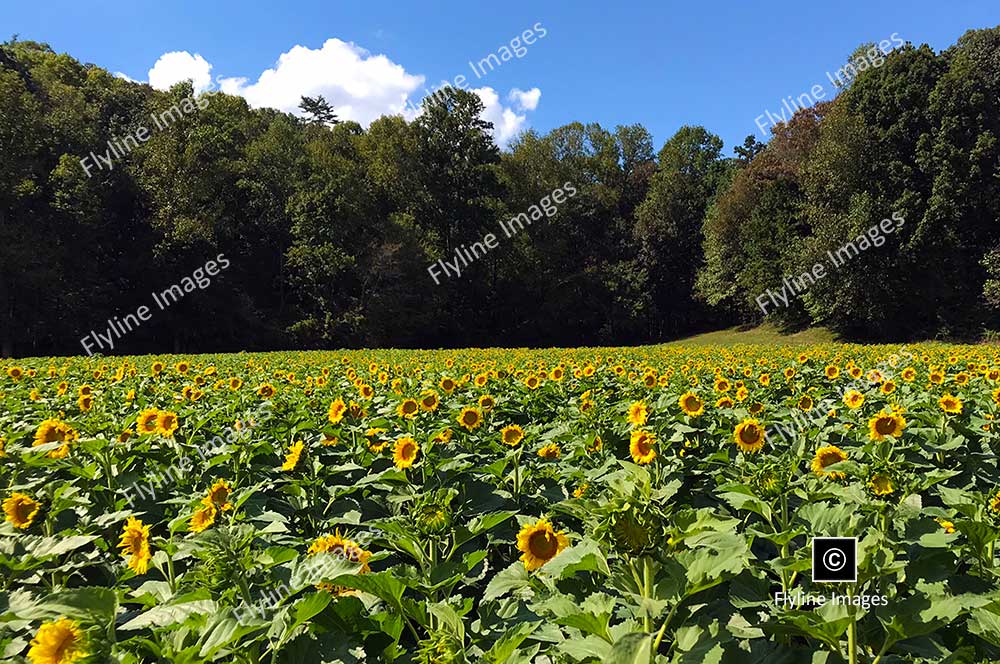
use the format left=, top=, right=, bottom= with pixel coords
left=2, top=1, right=998, bottom=153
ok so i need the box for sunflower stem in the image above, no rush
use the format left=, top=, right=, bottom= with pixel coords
left=642, top=557, right=653, bottom=633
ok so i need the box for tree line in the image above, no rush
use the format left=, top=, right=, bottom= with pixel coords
left=1, top=27, right=998, bottom=357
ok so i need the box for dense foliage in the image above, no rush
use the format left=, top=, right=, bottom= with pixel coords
left=1, top=27, right=999, bottom=357
left=4, top=346, right=1000, bottom=662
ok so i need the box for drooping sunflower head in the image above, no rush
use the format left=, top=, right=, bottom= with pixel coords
left=627, top=401, right=649, bottom=427
left=189, top=503, right=217, bottom=533
left=328, top=398, right=347, bottom=424
left=516, top=519, right=569, bottom=571
left=457, top=407, right=483, bottom=432
left=501, top=424, right=525, bottom=447
left=206, top=479, right=233, bottom=511
left=868, top=410, right=906, bottom=441
left=308, top=530, right=373, bottom=583
left=537, top=443, right=561, bottom=460
left=27, top=617, right=87, bottom=664
left=629, top=430, right=657, bottom=465
left=3, top=492, right=41, bottom=529
left=733, top=419, right=765, bottom=454
left=118, top=516, right=151, bottom=575
left=811, top=445, right=848, bottom=479
left=155, top=410, right=178, bottom=437
left=393, top=437, right=420, bottom=469
left=678, top=392, right=704, bottom=417
left=281, top=440, right=305, bottom=471
left=869, top=472, right=894, bottom=496
left=136, top=408, right=160, bottom=435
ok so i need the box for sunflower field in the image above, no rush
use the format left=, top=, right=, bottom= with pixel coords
left=3, top=344, right=1000, bottom=663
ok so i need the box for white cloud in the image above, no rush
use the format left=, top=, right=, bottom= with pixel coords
left=113, top=71, right=137, bottom=83
left=148, top=51, right=213, bottom=94
left=218, top=38, right=423, bottom=126
left=509, top=87, right=541, bottom=111
left=142, top=40, right=540, bottom=146
left=472, top=87, right=530, bottom=146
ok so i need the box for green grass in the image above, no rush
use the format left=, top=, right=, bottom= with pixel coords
left=665, top=324, right=839, bottom=346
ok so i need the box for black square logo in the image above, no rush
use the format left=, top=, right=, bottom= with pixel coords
left=812, top=537, right=857, bottom=583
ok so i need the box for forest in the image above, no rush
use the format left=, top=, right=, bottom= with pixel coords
left=1, top=26, right=999, bottom=357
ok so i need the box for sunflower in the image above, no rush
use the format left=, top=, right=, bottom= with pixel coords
left=587, top=435, right=603, bottom=453
left=901, top=367, right=916, bottom=382
left=516, top=519, right=569, bottom=571
left=715, top=396, right=734, bottom=408
left=880, top=380, right=896, bottom=395
left=439, top=377, right=457, bottom=394
left=678, top=392, right=704, bottom=417
left=524, top=375, right=541, bottom=390
left=118, top=516, right=152, bottom=575
left=629, top=430, right=657, bottom=465
left=811, top=445, right=848, bottom=479
left=396, top=398, right=419, bottom=419
left=205, top=479, right=233, bottom=511
left=393, top=437, right=420, bottom=469
left=155, top=410, right=178, bottom=437
left=27, top=617, right=87, bottom=664
left=136, top=408, right=160, bottom=435
left=627, top=401, right=649, bottom=427
left=538, top=443, right=561, bottom=459
left=189, top=502, right=217, bottom=533
left=457, top=407, right=483, bottom=431
left=433, top=428, right=453, bottom=443
left=420, top=391, right=440, bottom=411
left=282, top=440, right=305, bottom=471
left=479, top=394, right=496, bottom=411
left=501, top=424, right=525, bottom=446
left=936, top=518, right=956, bottom=534
left=868, top=410, right=906, bottom=441
left=797, top=395, right=814, bottom=411
left=733, top=419, right=765, bottom=453
left=869, top=473, right=894, bottom=496
left=32, top=419, right=77, bottom=458
left=229, top=377, right=243, bottom=390
left=825, top=365, right=840, bottom=379
left=573, top=483, right=588, bottom=498
left=77, top=394, right=93, bottom=411
left=328, top=398, right=347, bottom=424
left=257, top=384, right=276, bottom=398
left=3, top=492, right=41, bottom=529
left=990, top=491, right=1000, bottom=514
left=843, top=390, right=864, bottom=409
left=308, top=530, right=372, bottom=594
left=939, top=394, right=963, bottom=414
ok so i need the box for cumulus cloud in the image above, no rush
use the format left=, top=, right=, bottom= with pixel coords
left=217, top=38, right=423, bottom=126
left=509, top=87, right=541, bottom=111
left=142, top=40, right=540, bottom=146
left=472, top=87, right=530, bottom=146
left=148, top=51, right=213, bottom=93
